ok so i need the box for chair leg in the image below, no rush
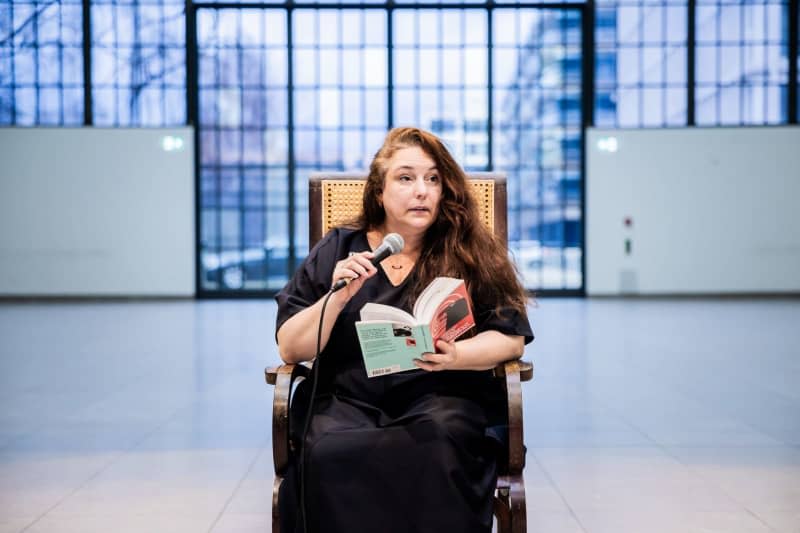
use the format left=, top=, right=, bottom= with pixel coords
left=508, top=476, right=527, bottom=533
left=494, top=493, right=511, bottom=533
left=272, top=476, right=282, bottom=533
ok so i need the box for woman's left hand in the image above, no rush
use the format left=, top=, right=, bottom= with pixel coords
left=414, top=339, right=458, bottom=372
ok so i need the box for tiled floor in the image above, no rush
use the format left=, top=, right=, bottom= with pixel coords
left=0, top=298, right=798, bottom=532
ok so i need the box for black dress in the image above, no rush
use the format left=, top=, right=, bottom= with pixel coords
left=275, top=228, right=534, bottom=533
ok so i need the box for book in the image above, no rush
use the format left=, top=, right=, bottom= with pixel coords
left=354, top=277, right=476, bottom=378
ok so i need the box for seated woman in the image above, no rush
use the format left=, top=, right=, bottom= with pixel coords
left=275, top=127, right=533, bottom=533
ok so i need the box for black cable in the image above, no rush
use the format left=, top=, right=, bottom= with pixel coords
left=298, top=288, right=334, bottom=533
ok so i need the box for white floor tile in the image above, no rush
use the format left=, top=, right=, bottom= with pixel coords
left=575, top=510, right=775, bottom=533
left=758, top=511, right=800, bottom=533
left=668, top=446, right=800, bottom=513
left=526, top=511, right=585, bottom=533
left=0, top=517, right=36, bottom=533
left=24, top=512, right=219, bottom=533
left=210, top=512, right=271, bottom=533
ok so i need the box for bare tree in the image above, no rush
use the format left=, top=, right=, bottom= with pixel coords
left=0, top=0, right=77, bottom=123
left=124, top=0, right=185, bottom=123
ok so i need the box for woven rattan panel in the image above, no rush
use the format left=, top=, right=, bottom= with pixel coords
left=468, top=180, right=495, bottom=234
left=321, top=181, right=365, bottom=235
left=321, top=179, right=495, bottom=236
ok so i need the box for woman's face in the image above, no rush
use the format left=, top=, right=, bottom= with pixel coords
left=379, top=146, right=442, bottom=237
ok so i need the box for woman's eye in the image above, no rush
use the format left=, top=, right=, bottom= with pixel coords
left=399, top=175, right=412, bottom=181
left=426, top=175, right=439, bottom=183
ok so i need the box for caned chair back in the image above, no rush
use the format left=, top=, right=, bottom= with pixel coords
left=308, top=172, right=508, bottom=248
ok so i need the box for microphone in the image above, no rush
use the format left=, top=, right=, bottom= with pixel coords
left=331, top=233, right=405, bottom=292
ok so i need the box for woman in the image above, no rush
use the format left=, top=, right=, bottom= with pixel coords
left=275, top=127, right=533, bottom=533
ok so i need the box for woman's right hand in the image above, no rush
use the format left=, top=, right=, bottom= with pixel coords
left=331, top=251, right=378, bottom=304
left=277, top=250, right=378, bottom=364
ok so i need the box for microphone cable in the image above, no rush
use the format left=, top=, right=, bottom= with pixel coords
left=298, top=288, right=334, bottom=533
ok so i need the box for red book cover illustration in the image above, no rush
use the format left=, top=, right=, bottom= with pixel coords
left=428, top=281, right=475, bottom=344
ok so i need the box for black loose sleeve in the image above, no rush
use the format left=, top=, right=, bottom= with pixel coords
left=274, top=229, right=344, bottom=340
left=473, top=302, right=534, bottom=345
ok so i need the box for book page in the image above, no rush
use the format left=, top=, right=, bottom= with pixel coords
left=359, top=302, right=417, bottom=325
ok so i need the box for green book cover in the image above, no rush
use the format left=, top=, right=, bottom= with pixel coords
left=355, top=322, right=434, bottom=377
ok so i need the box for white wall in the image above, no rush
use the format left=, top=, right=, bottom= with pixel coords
left=0, top=128, right=195, bottom=297
left=586, top=126, right=800, bottom=296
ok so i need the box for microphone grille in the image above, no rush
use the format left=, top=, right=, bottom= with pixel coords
left=384, top=233, right=404, bottom=254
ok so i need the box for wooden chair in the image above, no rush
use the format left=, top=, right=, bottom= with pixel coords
left=265, top=172, right=534, bottom=533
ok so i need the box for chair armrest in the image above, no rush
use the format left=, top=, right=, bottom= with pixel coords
left=491, top=359, right=533, bottom=382
left=493, top=359, right=534, bottom=475
left=264, top=363, right=311, bottom=476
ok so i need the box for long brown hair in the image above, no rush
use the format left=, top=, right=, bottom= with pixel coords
left=355, top=127, right=528, bottom=315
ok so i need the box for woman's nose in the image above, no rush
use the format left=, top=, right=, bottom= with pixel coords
left=413, top=177, right=428, bottom=196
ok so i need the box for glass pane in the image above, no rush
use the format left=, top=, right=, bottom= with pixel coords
left=0, top=0, right=84, bottom=125
left=493, top=8, right=583, bottom=290
left=594, top=1, right=688, bottom=127
left=291, top=8, right=389, bottom=263
left=197, top=8, right=290, bottom=291
left=392, top=9, right=489, bottom=171
left=695, top=0, right=789, bottom=125
left=91, top=0, right=186, bottom=126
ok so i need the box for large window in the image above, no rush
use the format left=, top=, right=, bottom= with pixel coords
left=594, top=0, right=794, bottom=126
left=393, top=9, right=489, bottom=170
left=595, top=0, right=688, bottom=126
left=292, top=9, right=388, bottom=255
left=91, top=0, right=186, bottom=125
left=494, top=9, right=584, bottom=289
left=197, top=9, right=290, bottom=291
left=1, top=0, right=84, bottom=125
left=695, top=0, right=789, bottom=125
left=195, top=5, right=586, bottom=293
left=0, top=0, right=185, bottom=126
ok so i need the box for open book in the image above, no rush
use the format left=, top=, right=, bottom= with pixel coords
left=355, top=277, right=475, bottom=378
